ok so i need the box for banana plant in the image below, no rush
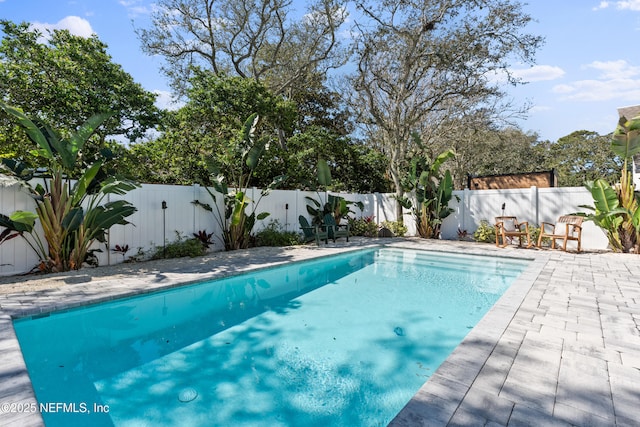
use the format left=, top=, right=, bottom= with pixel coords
left=303, top=158, right=364, bottom=225
left=578, top=115, right=640, bottom=253
left=192, top=113, right=286, bottom=250
left=0, top=102, right=138, bottom=271
left=399, top=147, right=457, bottom=239
left=398, top=134, right=456, bottom=238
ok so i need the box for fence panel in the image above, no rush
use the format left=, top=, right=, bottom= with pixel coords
left=537, top=187, right=608, bottom=250
left=0, top=183, right=619, bottom=276
left=0, top=182, right=40, bottom=275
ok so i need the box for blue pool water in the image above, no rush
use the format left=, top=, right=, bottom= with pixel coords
left=14, top=248, right=529, bottom=426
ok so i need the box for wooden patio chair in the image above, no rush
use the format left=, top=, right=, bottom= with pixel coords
left=494, top=216, right=532, bottom=248
left=323, top=213, right=350, bottom=242
left=537, top=215, right=583, bottom=252
left=298, top=215, right=328, bottom=246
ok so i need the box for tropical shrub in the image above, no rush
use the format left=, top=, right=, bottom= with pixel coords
left=399, top=144, right=458, bottom=239
left=193, top=230, right=215, bottom=249
left=0, top=102, right=138, bottom=272
left=255, top=220, right=301, bottom=247
left=151, top=232, right=205, bottom=259
left=578, top=115, right=640, bottom=253
left=473, top=220, right=496, bottom=243
left=381, top=220, right=407, bottom=237
left=349, top=216, right=378, bottom=237
left=192, top=113, right=286, bottom=251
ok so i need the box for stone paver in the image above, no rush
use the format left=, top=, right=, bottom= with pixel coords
left=0, top=238, right=638, bottom=426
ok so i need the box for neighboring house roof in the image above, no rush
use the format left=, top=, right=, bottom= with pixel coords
left=617, top=105, right=640, bottom=120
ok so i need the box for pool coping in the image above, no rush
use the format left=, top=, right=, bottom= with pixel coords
left=1, top=238, right=638, bottom=425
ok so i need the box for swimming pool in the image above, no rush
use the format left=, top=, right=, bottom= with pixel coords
left=13, top=247, right=529, bottom=426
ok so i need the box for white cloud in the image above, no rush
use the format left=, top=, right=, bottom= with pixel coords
left=584, top=60, right=640, bottom=79
left=119, top=0, right=152, bottom=17
left=511, top=65, right=565, bottom=82
left=30, top=16, right=94, bottom=40
left=593, top=1, right=610, bottom=10
left=552, top=77, right=640, bottom=102
left=549, top=60, right=640, bottom=102
left=593, top=1, right=640, bottom=11
left=615, top=0, right=640, bottom=11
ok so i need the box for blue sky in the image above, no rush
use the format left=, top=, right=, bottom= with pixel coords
left=2, top=0, right=640, bottom=142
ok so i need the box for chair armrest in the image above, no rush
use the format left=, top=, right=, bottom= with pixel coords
left=540, top=222, right=553, bottom=232
left=568, top=223, right=582, bottom=235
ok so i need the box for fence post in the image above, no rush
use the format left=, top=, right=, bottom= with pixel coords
left=530, top=186, right=539, bottom=226
left=462, top=188, right=469, bottom=232
left=193, top=183, right=199, bottom=233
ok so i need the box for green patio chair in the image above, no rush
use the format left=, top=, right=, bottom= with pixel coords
left=323, top=213, right=349, bottom=242
left=299, top=215, right=328, bottom=246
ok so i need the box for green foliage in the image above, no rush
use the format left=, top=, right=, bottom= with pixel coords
left=192, top=114, right=286, bottom=251
left=255, top=220, right=302, bottom=247
left=0, top=20, right=160, bottom=170
left=305, top=194, right=364, bottom=226
left=303, top=159, right=365, bottom=225
left=0, top=102, right=138, bottom=272
left=399, top=144, right=457, bottom=239
left=541, top=130, right=622, bottom=187
left=473, top=220, right=496, bottom=243
left=577, top=115, right=640, bottom=253
left=348, top=216, right=378, bottom=237
left=152, top=232, right=206, bottom=259
left=381, top=220, right=407, bottom=237
left=126, top=71, right=295, bottom=186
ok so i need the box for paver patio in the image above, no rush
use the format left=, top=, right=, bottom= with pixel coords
left=0, top=238, right=638, bottom=426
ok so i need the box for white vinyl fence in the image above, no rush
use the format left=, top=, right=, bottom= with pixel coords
left=440, top=187, right=609, bottom=250
left=0, top=182, right=609, bottom=276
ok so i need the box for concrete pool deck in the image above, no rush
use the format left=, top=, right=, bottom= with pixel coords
left=0, top=238, right=638, bottom=426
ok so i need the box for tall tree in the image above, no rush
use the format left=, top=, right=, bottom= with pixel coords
left=445, top=126, right=544, bottom=188
left=136, top=0, right=349, bottom=96
left=349, top=0, right=543, bottom=219
left=541, top=130, right=621, bottom=187
left=0, top=20, right=161, bottom=169
left=126, top=71, right=297, bottom=185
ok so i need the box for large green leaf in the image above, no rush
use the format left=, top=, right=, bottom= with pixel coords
left=242, top=113, right=260, bottom=145
left=83, top=201, right=137, bottom=243
left=71, top=162, right=103, bottom=205
left=67, top=112, right=114, bottom=163
left=100, top=178, right=139, bottom=195
left=231, top=191, right=249, bottom=226
left=246, top=138, right=266, bottom=170
left=587, top=179, right=619, bottom=213
left=317, top=158, right=332, bottom=186
left=62, top=207, right=84, bottom=232
left=431, top=149, right=456, bottom=174
left=0, top=211, right=37, bottom=233
left=612, top=116, right=640, bottom=160
left=0, top=102, right=52, bottom=159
